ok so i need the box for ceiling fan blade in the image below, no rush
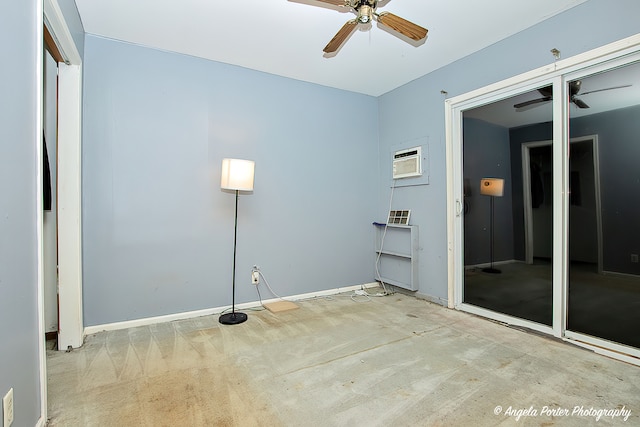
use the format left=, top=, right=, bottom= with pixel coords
left=323, top=20, right=358, bottom=54
left=578, top=84, right=632, bottom=96
left=514, top=97, right=551, bottom=109
left=312, top=0, right=349, bottom=6
left=572, top=97, right=590, bottom=109
left=376, top=12, right=428, bottom=41
left=537, top=86, right=553, bottom=98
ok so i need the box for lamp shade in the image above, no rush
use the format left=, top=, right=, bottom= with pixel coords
left=221, top=158, right=255, bottom=191
left=480, top=178, right=504, bottom=197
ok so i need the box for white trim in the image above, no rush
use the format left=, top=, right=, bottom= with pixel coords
left=522, top=136, right=603, bottom=272
left=590, top=135, right=604, bottom=274
left=564, top=332, right=640, bottom=366
left=447, top=34, right=640, bottom=108
left=464, top=259, right=519, bottom=270
left=36, top=1, right=47, bottom=424
left=43, top=0, right=81, bottom=65
left=552, top=77, right=566, bottom=339
left=457, top=303, right=554, bottom=336
left=84, top=282, right=380, bottom=335
left=444, top=99, right=457, bottom=309
left=567, top=135, right=603, bottom=272
left=601, top=270, right=640, bottom=279
left=521, top=140, right=552, bottom=264
left=56, top=63, right=84, bottom=350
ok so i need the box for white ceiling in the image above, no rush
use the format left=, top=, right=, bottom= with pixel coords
left=73, top=0, right=590, bottom=97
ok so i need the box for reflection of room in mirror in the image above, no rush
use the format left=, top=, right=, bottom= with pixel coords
left=462, top=60, right=640, bottom=129
left=460, top=58, right=640, bottom=350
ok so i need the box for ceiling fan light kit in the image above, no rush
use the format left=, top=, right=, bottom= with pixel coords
left=358, top=5, right=372, bottom=23
left=306, top=0, right=428, bottom=55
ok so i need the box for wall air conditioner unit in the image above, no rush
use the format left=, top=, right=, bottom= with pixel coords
left=392, top=146, right=422, bottom=179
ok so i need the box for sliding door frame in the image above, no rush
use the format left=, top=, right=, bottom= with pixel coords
left=560, top=57, right=640, bottom=364
left=446, top=34, right=640, bottom=364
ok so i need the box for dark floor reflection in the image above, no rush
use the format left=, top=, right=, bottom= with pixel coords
left=568, top=264, right=640, bottom=349
left=464, top=261, right=640, bottom=348
left=464, top=259, right=552, bottom=326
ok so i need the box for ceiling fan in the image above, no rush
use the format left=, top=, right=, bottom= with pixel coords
left=305, top=0, right=428, bottom=55
left=514, top=81, right=632, bottom=110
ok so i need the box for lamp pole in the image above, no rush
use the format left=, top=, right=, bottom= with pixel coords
left=219, top=158, right=253, bottom=325
left=483, top=195, right=501, bottom=274
left=219, top=190, right=248, bottom=324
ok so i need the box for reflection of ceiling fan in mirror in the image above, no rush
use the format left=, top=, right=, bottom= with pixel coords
left=514, top=81, right=632, bottom=110
left=301, top=0, right=428, bottom=55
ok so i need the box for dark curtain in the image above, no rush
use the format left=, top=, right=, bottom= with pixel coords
left=530, top=161, right=544, bottom=209
left=43, top=133, right=52, bottom=211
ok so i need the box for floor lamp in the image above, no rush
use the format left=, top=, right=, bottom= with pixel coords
left=219, top=158, right=255, bottom=325
left=480, top=178, right=504, bottom=274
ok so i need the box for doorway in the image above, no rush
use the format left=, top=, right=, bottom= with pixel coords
left=43, top=47, right=59, bottom=338
left=447, top=40, right=640, bottom=364
left=43, top=0, right=84, bottom=351
left=522, top=137, right=602, bottom=273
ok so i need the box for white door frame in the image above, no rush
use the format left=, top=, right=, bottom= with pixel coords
left=446, top=74, right=560, bottom=337
left=36, top=3, right=45, bottom=424
left=522, top=136, right=603, bottom=273
left=43, top=0, right=84, bottom=351
left=521, top=139, right=552, bottom=265
left=446, top=33, right=640, bottom=365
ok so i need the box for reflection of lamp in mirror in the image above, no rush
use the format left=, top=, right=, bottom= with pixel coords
left=219, top=158, right=255, bottom=325
left=480, top=178, right=504, bottom=274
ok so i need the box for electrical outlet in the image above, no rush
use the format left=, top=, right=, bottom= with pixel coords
left=3, top=388, right=14, bottom=427
left=251, top=270, right=259, bottom=285
left=631, top=254, right=639, bottom=263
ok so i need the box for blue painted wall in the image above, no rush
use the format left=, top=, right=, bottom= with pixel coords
left=81, top=35, right=378, bottom=326
left=82, top=0, right=640, bottom=321
left=0, top=1, right=42, bottom=426
left=377, top=0, right=640, bottom=303
left=462, top=118, right=514, bottom=266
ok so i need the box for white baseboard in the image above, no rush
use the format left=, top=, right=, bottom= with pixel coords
left=602, top=270, right=640, bottom=278
left=464, top=259, right=520, bottom=270
left=84, top=282, right=380, bottom=336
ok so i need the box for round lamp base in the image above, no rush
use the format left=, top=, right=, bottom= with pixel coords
left=219, top=312, right=248, bottom=325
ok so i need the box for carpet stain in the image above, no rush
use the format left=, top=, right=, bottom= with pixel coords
left=112, top=366, right=281, bottom=426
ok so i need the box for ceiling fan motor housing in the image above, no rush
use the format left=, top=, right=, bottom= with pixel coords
left=354, top=0, right=377, bottom=23
left=358, top=6, right=372, bottom=23
left=319, top=0, right=427, bottom=55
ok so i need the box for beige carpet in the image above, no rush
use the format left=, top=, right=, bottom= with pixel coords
left=47, top=289, right=640, bottom=426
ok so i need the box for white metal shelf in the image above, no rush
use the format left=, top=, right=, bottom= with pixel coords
left=374, top=223, right=419, bottom=291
